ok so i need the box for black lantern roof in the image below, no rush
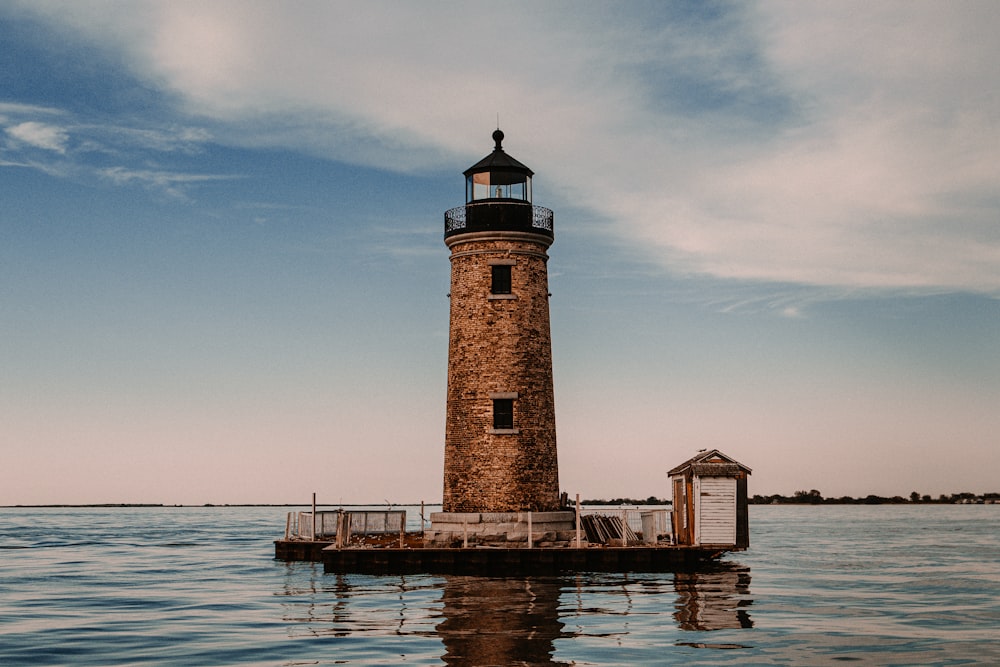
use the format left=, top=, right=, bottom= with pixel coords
left=463, top=129, right=534, bottom=181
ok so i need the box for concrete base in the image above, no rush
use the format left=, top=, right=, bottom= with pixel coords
left=427, top=511, right=578, bottom=547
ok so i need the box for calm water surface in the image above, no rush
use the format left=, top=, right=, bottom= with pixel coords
left=1, top=505, right=997, bottom=665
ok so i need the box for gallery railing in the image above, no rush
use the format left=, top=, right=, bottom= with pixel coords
left=445, top=202, right=554, bottom=240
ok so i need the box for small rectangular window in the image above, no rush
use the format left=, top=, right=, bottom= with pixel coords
left=491, top=264, right=512, bottom=295
left=493, top=398, right=514, bottom=430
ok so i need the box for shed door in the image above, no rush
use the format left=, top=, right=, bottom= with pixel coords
left=696, top=476, right=736, bottom=545
left=671, top=476, right=687, bottom=544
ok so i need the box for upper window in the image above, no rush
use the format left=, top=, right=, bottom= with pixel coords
left=491, top=265, right=512, bottom=295
left=492, top=398, right=514, bottom=430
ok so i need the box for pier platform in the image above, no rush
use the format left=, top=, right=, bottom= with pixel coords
left=274, top=540, right=726, bottom=574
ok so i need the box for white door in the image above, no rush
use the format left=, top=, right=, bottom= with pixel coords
left=695, top=476, right=736, bottom=545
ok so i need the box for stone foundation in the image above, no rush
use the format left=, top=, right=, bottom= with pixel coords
left=426, top=511, right=579, bottom=547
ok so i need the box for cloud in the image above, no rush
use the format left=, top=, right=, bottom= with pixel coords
left=90, top=125, right=213, bottom=154
left=1, top=97, right=218, bottom=196
left=98, top=166, right=238, bottom=199
left=6, top=121, right=69, bottom=152
left=13, top=0, right=1000, bottom=294
left=0, top=101, right=65, bottom=116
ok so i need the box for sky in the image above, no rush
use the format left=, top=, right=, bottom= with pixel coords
left=2, top=1, right=998, bottom=506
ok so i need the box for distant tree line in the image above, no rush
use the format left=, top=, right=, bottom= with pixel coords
left=575, top=491, right=1000, bottom=506
left=749, top=490, right=1000, bottom=505
left=582, top=496, right=670, bottom=506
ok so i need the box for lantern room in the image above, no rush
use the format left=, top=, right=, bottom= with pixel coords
left=464, top=129, right=533, bottom=203
left=444, top=129, right=553, bottom=242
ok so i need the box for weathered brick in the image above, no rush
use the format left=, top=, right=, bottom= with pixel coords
left=442, top=232, right=560, bottom=512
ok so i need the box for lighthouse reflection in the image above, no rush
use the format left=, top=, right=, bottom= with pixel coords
left=437, top=576, right=569, bottom=666
left=433, top=565, right=752, bottom=664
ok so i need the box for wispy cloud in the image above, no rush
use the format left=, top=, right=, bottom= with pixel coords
left=12, top=0, right=1000, bottom=294
left=98, top=166, right=238, bottom=199
left=0, top=101, right=65, bottom=116
left=1, top=101, right=226, bottom=197
left=6, top=121, right=69, bottom=152
left=88, top=125, right=213, bottom=154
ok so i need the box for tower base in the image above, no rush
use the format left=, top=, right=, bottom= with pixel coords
left=426, top=511, right=577, bottom=547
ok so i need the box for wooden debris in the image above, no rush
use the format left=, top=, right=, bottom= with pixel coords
left=581, top=514, right=639, bottom=545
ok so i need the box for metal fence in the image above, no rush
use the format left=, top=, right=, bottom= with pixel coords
left=285, top=510, right=407, bottom=541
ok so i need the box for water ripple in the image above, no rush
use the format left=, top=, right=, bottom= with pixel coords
left=0, top=505, right=997, bottom=665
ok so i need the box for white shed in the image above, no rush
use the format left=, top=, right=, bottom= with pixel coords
left=669, top=450, right=751, bottom=549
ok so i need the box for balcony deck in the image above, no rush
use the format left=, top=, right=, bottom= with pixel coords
left=445, top=201, right=553, bottom=240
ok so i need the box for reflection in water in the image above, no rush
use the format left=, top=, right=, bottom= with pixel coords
left=437, top=576, right=568, bottom=666
left=673, top=564, right=753, bottom=631
left=277, top=562, right=753, bottom=662
left=279, top=563, right=443, bottom=642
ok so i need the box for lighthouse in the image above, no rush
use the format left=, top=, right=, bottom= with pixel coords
left=429, top=129, right=573, bottom=544
left=274, top=130, right=753, bottom=565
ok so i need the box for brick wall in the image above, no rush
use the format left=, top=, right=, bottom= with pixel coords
left=443, top=233, right=560, bottom=512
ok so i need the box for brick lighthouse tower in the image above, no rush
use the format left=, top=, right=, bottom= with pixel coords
left=429, top=130, right=573, bottom=544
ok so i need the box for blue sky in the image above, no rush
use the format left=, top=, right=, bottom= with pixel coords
left=2, top=1, right=998, bottom=505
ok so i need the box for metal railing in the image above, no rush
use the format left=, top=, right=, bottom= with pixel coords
left=285, top=510, right=407, bottom=542
left=444, top=203, right=554, bottom=238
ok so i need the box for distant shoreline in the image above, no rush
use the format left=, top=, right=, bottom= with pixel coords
left=0, top=503, right=441, bottom=509
left=4, top=494, right=999, bottom=509
left=750, top=490, right=999, bottom=505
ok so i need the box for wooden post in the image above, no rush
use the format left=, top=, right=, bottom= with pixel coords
left=575, top=494, right=582, bottom=548
left=420, top=501, right=425, bottom=536
left=399, top=510, right=405, bottom=548
left=285, top=512, right=292, bottom=540
left=527, top=511, right=533, bottom=549
left=311, top=493, right=317, bottom=542
left=463, top=518, right=468, bottom=548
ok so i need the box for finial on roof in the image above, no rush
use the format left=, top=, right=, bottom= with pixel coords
left=492, top=128, right=504, bottom=151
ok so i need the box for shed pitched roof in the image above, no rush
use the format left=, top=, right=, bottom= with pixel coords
left=668, top=449, right=752, bottom=476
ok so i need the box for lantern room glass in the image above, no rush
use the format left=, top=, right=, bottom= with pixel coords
left=466, top=171, right=531, bottom=203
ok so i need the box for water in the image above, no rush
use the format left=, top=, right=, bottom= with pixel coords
left=1, top=505, right=998, bottom=665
